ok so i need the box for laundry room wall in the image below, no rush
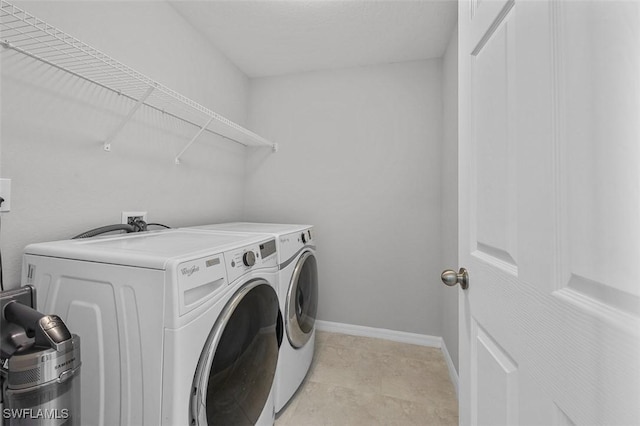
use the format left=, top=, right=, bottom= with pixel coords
left=441, top=27, right=459, bottom=373
left=0, top=1, right=251, bottom=287
left=244, top=60, right=444, bottom=337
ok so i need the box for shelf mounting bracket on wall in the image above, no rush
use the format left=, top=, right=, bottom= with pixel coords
left=175, top=116, right=214, bottom=165
left=103, top=85, right=155, bottom=151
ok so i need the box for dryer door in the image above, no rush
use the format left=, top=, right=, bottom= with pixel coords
left=285, top=251, right=318, bottom=348
left=191, top=279, right=279, bottom=425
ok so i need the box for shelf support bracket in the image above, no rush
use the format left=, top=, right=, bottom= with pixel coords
left=103, top=85, right=155, bottom=151
left=175, top=116, right=215, bottom=165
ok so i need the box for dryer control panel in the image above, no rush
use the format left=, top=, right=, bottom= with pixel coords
left=225, top=239, right=277, bottom=283
left=278, top=227, right=314, bottom=263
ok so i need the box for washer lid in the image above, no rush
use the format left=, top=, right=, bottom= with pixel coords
left=23, top=229, right=269, bottom=270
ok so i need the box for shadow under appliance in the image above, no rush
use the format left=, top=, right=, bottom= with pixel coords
left=21, top=229, right=281, bottom=425
left=188, top=223, right=317, bottom=413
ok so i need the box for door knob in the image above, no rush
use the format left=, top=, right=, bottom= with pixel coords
left=441, top=268, right=469, bottom=289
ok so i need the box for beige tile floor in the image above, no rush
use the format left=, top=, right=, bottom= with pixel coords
left=275, top=331, right=459, bottom=426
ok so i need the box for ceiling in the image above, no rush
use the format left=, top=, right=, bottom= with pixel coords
left=169, top=1, right=458, bottom=78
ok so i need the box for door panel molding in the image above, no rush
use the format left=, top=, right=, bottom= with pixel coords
left=471, top=0, right=514, bottom=56
left=468, top=257, right=640, bottom=424
left=469, top=1, right=518, bottom=277
left=472, top=244, right=517, bottom=276
left=554, top=0, right=640, bottom=302
left=471, top=319, right=519, bottom=426
left=554, top=284, right=640, bottom=338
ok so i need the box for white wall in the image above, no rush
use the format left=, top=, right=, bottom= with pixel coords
left=441, top=27, right=459, bottom=372
left=244, top=61, right=444, bottom=336
left=1, top=2, right=459, bottom=353
left=0, top=1, right=250, bottom=287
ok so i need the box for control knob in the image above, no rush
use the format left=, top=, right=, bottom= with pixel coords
left=301, top=233, right=307, bottom=244
left=243, top=251, right=256, bottom=267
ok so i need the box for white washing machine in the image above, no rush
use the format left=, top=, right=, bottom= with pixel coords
left=187, top=223, right=318, bottom=413
left=21, top=229, right=281, bottom=426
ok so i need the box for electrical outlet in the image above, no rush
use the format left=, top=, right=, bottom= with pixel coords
left=0, top=178, right=11, bottom=212
left=121, top=211, right=147, bottom=225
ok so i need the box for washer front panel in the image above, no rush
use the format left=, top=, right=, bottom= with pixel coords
left=285, top=251, right=318, bottom=348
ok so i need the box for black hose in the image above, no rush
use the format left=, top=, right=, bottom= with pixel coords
left=147, top=223, right=171, bottom=229
left=72, top=224, right=135, bottom=239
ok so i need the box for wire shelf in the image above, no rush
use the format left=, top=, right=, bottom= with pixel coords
left=0, top=0, right=277, bottom=162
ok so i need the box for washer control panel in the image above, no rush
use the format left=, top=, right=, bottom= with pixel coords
left=278, top=227, right=314, bottom=262
left=242, top=251, right=256, bottom=267
left=300, top=229, right=313, bottom=244
left=226, top=239, right=277, bottom=283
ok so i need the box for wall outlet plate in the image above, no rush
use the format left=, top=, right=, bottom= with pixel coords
left=121, top=211, right=147, bottom=225
left=0, top=178, right=11, bottom=212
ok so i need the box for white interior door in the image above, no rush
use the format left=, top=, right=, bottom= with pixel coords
left=457, top=0, right=640, bottom=424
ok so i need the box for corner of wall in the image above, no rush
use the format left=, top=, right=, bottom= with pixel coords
left=440, top=22, right=460, bottom=374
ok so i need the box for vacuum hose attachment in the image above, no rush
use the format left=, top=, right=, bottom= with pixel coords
left=4, top=302, right=72, bottom=351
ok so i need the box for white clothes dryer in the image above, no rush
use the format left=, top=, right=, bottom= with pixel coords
left=188, top=223, right=318, bottom=413
left=21, top=229, right=281, bottom=426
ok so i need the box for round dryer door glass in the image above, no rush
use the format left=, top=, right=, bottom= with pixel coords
left=191, top=280, right=280, bottom=426
left=286, top=251, right=318, bottom=348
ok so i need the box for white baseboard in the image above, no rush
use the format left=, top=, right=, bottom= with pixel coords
left=315, top=320, right=459, bottom=398
left=316, top=320, right=441, bottom=347
left=440, top=338, right=459, bottom=397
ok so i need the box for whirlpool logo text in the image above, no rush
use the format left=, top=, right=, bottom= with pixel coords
left=181, top=265, right=200, bottom=277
